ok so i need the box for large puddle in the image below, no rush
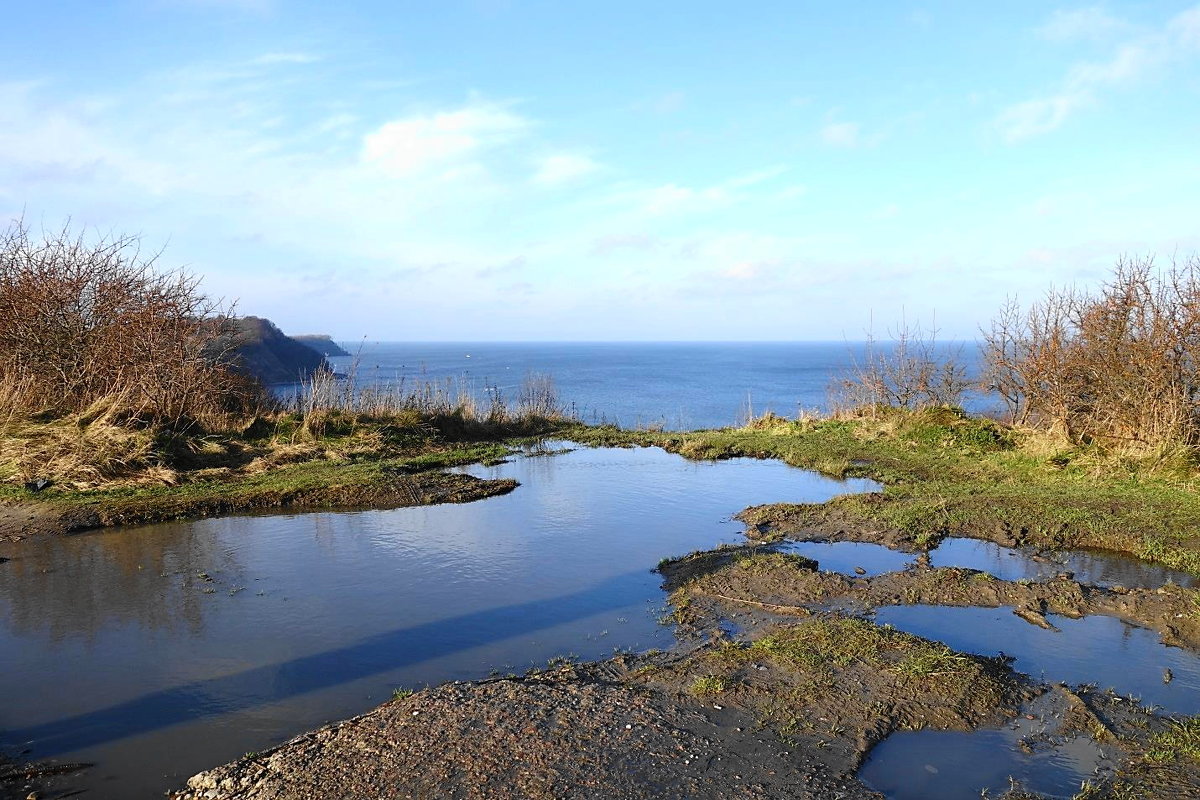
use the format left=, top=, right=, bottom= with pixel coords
left=0, top=445, right=876, bottom=798
left=4, top=446, right=1199, bottom=800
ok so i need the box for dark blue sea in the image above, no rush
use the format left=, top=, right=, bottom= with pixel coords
left=320, top=341, right=989, bottom=430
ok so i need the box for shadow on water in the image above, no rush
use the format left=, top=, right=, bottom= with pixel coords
left=4, top=570, right=648, bottom=757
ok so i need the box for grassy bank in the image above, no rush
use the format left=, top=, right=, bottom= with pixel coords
left=0, top=406, right=561, bottom=538
left=564, top=408, right=1200, bottom=576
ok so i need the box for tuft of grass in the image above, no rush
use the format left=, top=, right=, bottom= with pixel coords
left=1145, top=717, right=1200, bottom=764
left=744, top=616, right=977, bottom=681
left=391, top=687, right=414, bottom=700
left=689, top=675, right=728, bottom=696
left=731, top=551, right=819, bottom=573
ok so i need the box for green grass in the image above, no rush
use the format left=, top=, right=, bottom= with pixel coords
left=1146, top=717, right=1200, bottom=764
left=731, top=551, right=818, bottom=573
left=698, top=616, right=982, bottom=684
left=689, top=675, right=728, bottom=696
left=746, top=617, right=974, bottom=677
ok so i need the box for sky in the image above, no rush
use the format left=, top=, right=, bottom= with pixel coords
left=1, top=1, right=1198, bottom=341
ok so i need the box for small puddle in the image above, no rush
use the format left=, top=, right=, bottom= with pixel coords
left=860, top=725, right=1109, bottom=800
left=777, top=540, right=913, bottom=577
left=875, top=605, right=1200, bottom=714
left=929, top=537, right=1198, bottom=589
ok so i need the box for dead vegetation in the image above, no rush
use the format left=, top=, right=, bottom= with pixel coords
left=0, top=219, right=569, bottom=496
left=0, top=218, right=261, bottom=429
left=829, top=318, right=969, bottom=415
left=983, top=255, right=1200, bottom=458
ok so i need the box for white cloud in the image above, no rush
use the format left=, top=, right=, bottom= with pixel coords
left=820, top=121, right=860, bottom=148
left=1037, top=7, right=1131, bottom=43
left=590, top=233, right=658, bottom=256
left=361, top=105, right=529, bottom=176
left=996, top=93, right=1091, bottom=142
left=637, top=183, right=729, bottom=215
left=725, top=166, right=789, bottom=188
left=532, top=153, right=600, bottom=186
left=721, top=261, right=775, bottom=281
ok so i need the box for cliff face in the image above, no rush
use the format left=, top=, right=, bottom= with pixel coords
left=217, top=317, right=329, bottom=385
left=291, top=335, right=351, bottom=357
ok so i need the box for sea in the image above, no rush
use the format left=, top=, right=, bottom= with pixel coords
left=306, top=341, right=990, bottom=431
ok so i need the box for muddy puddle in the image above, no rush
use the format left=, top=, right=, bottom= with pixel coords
left=928, top=537, right=1198, bottom=589
left=777, top=539, right=913, bottom=576
left=783, top=532, right=1197, bottom=590
left=720, top=531, right=1200, bottom=799
left=874, top=605, right=1200, bottom=714
left=0, top=444, right=875, bottom=798
left=860, top=725, right=1111, bottom=800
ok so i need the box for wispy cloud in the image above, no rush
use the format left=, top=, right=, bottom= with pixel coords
left=590, top=233, right=658, bottom=256
left=820, top=121, right=861, bottom=148
left=998, top=4, right=1200, bottom=142
left=252, top=52, right=322, bottom=65
left=361, top=104, right=529, bottom=176
left=1036, top=7, right=1133, bottom=43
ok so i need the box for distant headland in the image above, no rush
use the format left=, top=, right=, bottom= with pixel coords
left=290, top=334, right=351, bottom=357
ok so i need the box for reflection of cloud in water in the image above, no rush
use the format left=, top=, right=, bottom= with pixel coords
left=0, top=522, right=246, bottom=643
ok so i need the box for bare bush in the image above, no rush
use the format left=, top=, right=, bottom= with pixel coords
left=831, top=319, right=969, bottom=415
left=0, top=218, right=259, bottom=428
left=982, top=255, right=1200, bottom=452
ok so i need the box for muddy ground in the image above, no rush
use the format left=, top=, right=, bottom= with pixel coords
left=167, top=523, right=1200, bottom=800
left=173, top=625, right=1021, bottom=800
left=0, top=471, right=516, bottom=542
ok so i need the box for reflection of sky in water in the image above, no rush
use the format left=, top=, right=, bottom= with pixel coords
left=876, top=605, right=1200, bottom=714
left=861, top=725, right=1108, bottom=800
left=777, top=540, right=914, bottom=576
left=929, top=537, right=1198, bottom=589
left=0, top=445, right=874, bottom=798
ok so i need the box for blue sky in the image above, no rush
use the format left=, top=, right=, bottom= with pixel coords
left=2, top=1, right=1198, bottom=340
